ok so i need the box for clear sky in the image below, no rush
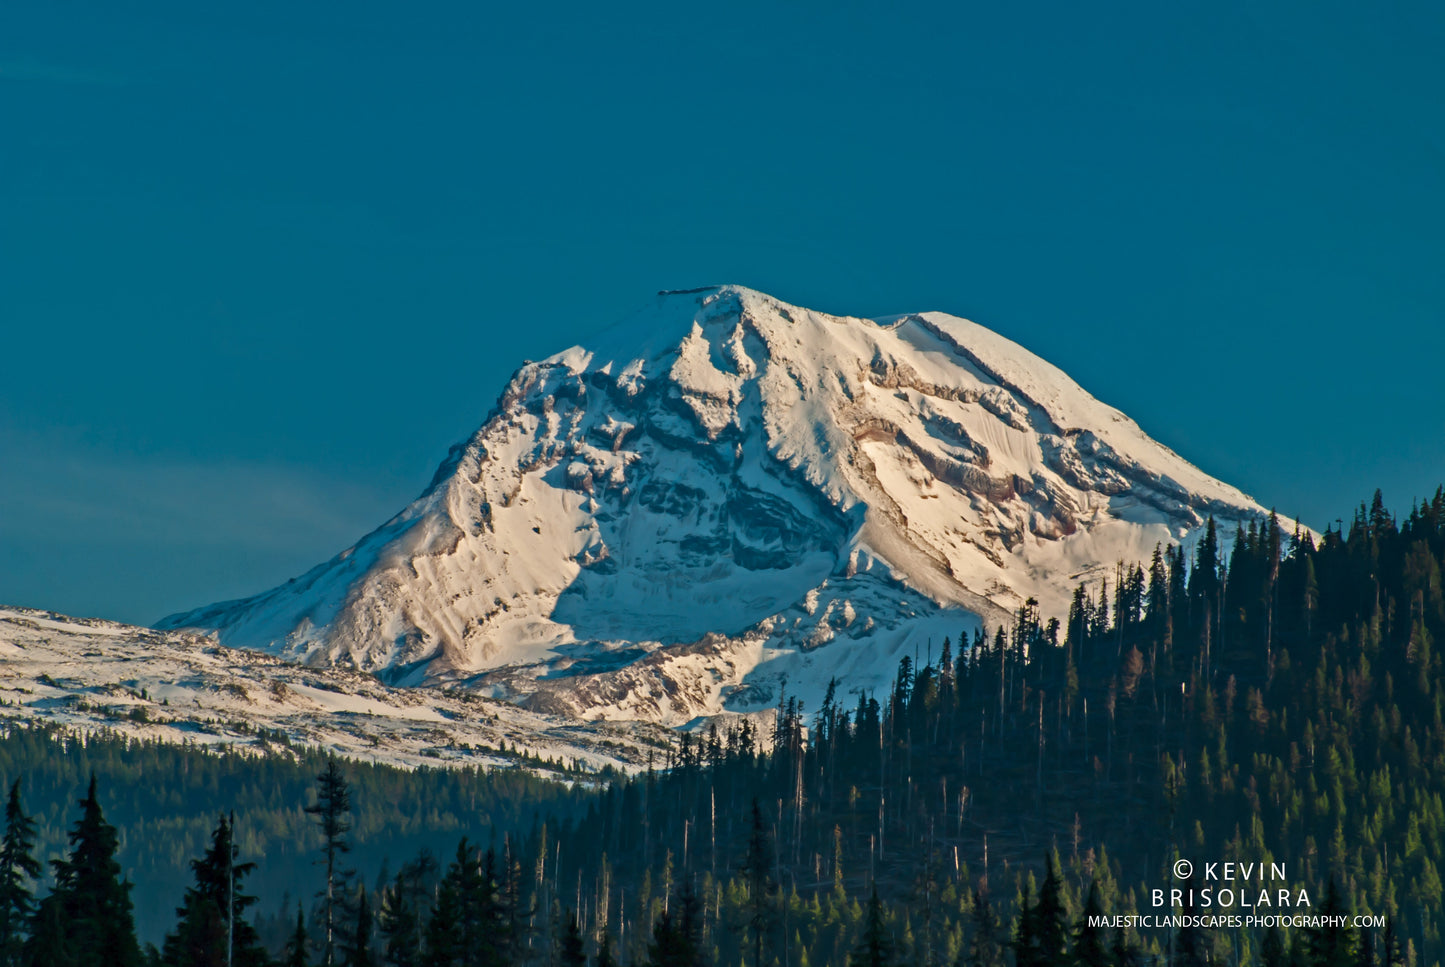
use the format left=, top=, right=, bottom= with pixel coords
left=3, top=1, right=1442, bottom=625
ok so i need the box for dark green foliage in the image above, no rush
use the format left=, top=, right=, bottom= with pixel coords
left=307, top=758, right=354, bottom=967
left=742, top=800, right=775, bottom=967
left=26, top=774, right=143, bottom=967
left=1071, top=881, right=1107, bottom=967
left=646, top=888, right=703, bottom=967
left=4, top=484, right=1445, bottom=967
left=960, top=891, right=1003, bottom=967
left=1302, top=880, right=1357, bottom=967
left=848, top=889, right=893, bottom=967
left=557, top=911, right=586, bottom=967
left=161, top=813, right=270, bottom=967
left=284, top=904, right=310, bottom=967
left=0, top=781, right=40, bottom=967
left=340, top=886, right=375, bottom=967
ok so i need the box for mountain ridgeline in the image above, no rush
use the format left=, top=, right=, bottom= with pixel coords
left=2, top=486, right=1442, bottom=966
left=159, top=285, right=1281, bottom=726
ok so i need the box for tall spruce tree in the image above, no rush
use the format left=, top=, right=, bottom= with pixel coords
left=1014, top=854, right=1067, bottom=967
left=306, top=758, right=353, bottom=967
left=849, top=888, right=895, bottom=967
left=0, top=781, right=40, bottom=967
left=1071, top=881, right=1108, bottom=967
left=26, top=774, right=142, bottom=967
left=1302, top=879, right=1357, bottom=967
left=377, top=870, right=422, bottom=967
left=339, top=886, right=375, bottom=967
left=162, top=813, right=270, bottom=967
left=743, top=800, right=776, bottom=967
left=284, top=903, right=311, bottom=967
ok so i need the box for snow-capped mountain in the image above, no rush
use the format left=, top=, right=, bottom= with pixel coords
left=160, top=286, right=1278, bottom=726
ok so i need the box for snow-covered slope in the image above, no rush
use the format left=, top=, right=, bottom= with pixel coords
left=160, top=286, right=1280, bottom=725
left=0, top=607, right=669, bottom=774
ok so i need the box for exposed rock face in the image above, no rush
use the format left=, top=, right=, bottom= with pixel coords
left=160, top=286, right=1278, bottom=724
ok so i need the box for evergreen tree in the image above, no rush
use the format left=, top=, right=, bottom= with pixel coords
left=26, top=774, right=142, bottom=967
left=646, top=888, right=703, bottom=967
left=960, top=891, right=1003, bottom=967
left=1014, top=854, right=1067, bottom=967
left=340, top=886, right=375, bottom=967
left=1071, top=881, right=1108, bottom=967
left=306, top=758, right=353, bottom=967
left=1302, top=880, right=1357, bottom=967
left=558, top=911, right=587, bottom=967
left=0, top=781, right=40, bottom=967
left=285, top=903, right=311, bottom=967
left=1381, top=918, right=1404, bottom=967
left=743, top=800, right=776, bottom=967
left=377, top=869, right=422, bottom=967
left=849, top=888, right=894, bottom=967
left=162, top=813, right=270, bottom=967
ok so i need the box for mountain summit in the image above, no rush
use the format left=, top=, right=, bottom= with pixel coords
left=160, top=286, right=1276, bottom=723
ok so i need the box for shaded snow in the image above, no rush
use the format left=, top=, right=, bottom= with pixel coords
left=158, top=285, right=1291, bottom=727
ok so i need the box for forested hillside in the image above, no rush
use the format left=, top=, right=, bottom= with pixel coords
left=1, top=486, right=1441, bottom=966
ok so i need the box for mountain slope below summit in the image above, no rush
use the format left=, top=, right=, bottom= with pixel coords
left=160, top=286, right=1283, bottom=725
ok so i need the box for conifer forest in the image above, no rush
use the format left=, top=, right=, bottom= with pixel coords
left=1, top=487, right=1443, bottom=967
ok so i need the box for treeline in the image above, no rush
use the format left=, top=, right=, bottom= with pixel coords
left=1, top=486, right=1443, bottom=966
left=0, top=727, right=587, bottom=941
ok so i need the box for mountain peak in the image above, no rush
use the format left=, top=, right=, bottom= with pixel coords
left=160, top=288, right=1280, bottom=725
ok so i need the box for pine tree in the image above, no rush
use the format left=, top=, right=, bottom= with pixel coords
left=1381, top=918, right=1404, bottom=967
left=422, top=845, right=465, bottom=967
left=1071, top=881, right=1108, bottom=967
left=306, top=758, right=354, bottom=967
left=378, top=870, right=421, bottom=967
left=960, top=891, right=1003, bottom=967
left=743, top=799, right=776, bottom=967
left=26, top=774, right=142, bottom=967
left=0, top=781, right=40, bottom=967
left=849, top=888, right=894, bottom=967
left=285, top=903, right=311, bottom=967
left=340, top=886, right=375, bottom=967
left=162, top=813, right=270, bottom=967
left=558, top=911, right=587, bottom=967
left=1014, top=854, right=1067, bottom=967
left=1302, top=880, right=1356, bottom=967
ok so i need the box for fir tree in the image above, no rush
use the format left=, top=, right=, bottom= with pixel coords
left=743, top=799, right=776, bottom=967
left=26, top=774, right=142, bottom=967
left=162, top=813, right=270, bottom=967
left=558, top=911, right=587, bottom=967
left=340, top=886, right=375, bottom=967
left=377, top=870, right=421, bottom=967
left=1302, top=879, right=1357, bottom=967
left=1014, top=854, right=1067, bottom=967
left=0, top=780, right=40, bottom=967
left=960, top=891, right=1003, bottom=967
left=285, top=903, right=311, bottom=967
left=306, top=758, right=353, bottom=967
left=1071, top=881, right=1108, bottom=967
left=849, top=888, right=894, bottom=967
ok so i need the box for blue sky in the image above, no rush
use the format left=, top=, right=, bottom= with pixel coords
left=3, top=1, right=1442, bottom=624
